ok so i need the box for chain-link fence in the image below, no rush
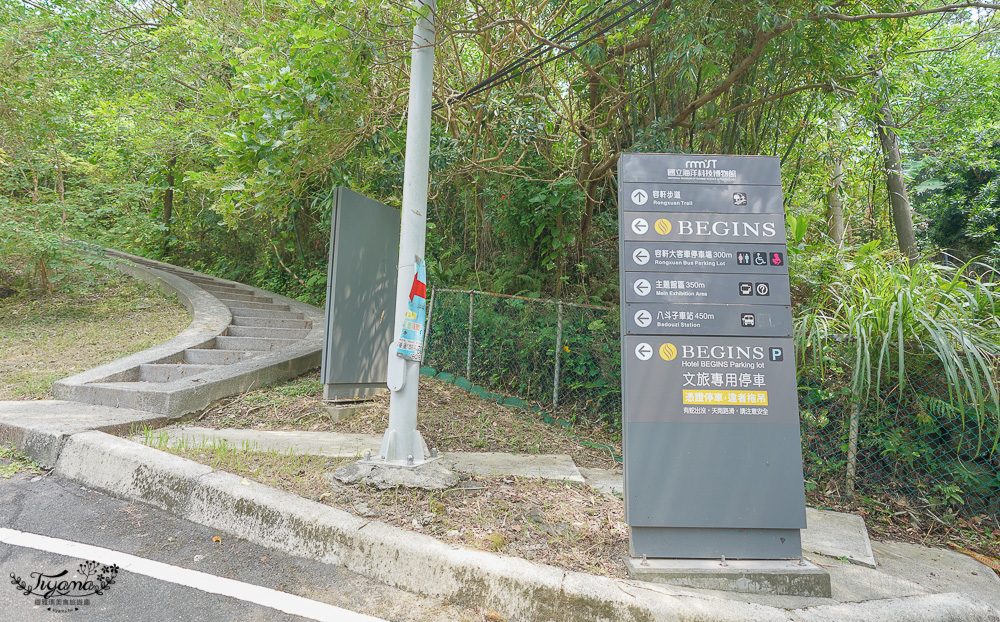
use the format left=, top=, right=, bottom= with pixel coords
left=423, top=289, right=1000, bottom=520
left=799, top=352, right=1000, bottom=521
left=424, top=289, right=621, bottom=427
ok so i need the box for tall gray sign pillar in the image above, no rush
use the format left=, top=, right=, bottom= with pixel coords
left=321, top=188, right=400, bottom=401
left=618, top=154, right=807, bottom=559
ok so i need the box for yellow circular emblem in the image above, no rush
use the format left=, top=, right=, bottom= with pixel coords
left=654, top=219, right=672, bottom=235
left=659, top=343, right=677, bottom=361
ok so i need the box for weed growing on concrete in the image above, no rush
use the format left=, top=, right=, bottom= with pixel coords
left=0, top=445, right=43, bottom=479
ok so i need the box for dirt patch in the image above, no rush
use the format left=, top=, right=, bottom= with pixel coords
left=195, top=372, right=622, bottom=470
left=150, top=444, right=629, bottom=578
left=171, top=371, right=630, bottom=577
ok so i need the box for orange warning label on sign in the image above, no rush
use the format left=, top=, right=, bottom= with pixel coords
left=682, top=390, right=769, bottom=405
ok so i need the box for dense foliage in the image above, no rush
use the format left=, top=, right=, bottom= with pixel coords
left=2, top=0, right=1000, bottom=303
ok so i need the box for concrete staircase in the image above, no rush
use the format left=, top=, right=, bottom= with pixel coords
left=52, top=248, right=324, bottom=417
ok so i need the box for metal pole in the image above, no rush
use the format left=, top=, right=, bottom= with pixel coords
left=380, top=0, right=436, bottom=464
left=553, top=301, right=562, bottom=412
left=466, top=291, right=474, bottom=380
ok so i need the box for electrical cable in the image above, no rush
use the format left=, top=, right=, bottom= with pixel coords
left=435, top=0, right=660, bottom=110
left=444, top=0, right=647, bottom=103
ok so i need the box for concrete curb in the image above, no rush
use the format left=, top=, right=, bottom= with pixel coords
left=45, top=431, right=1000, bottom=622
left=52, top=248, right=324, bottom=417
left=0, top=401, right=172, bottom=468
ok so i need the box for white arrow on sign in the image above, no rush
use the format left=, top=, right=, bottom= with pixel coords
left=634, top=342, right=653, bottom=361
left=634, top=309, right=652, bottom=327
left=631, top=189, right=648, bottom=206
left=633, top=279, right=651, bottom=297
left=631, top=218, right=648, bottom=235
left=632, top=248, right=650, bottom=265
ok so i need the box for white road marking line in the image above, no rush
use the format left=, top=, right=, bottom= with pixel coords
left=0, top=527, right=384, bottom=622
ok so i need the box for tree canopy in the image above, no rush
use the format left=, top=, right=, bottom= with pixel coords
left=3, top=0, right=1000, bottom=302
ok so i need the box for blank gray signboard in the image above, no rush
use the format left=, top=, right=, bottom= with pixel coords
left=322, top=188, right=400, bottom=400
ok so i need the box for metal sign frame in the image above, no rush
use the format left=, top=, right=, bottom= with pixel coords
left=618, top=153, right=807, bottom=560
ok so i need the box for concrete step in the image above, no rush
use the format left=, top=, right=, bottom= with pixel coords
left=225, top=301, right=291, bottom=311
left=231, top=316, right=312, bottom=330
left=226, top=308, right=305, bottom=320
left=214, top=336, right=299, bottom=351
left=210, top=292, right=273, bottom=303
left=190, top=280, right=238, bottom=289
left=198, top=284, right=249, bottom=294
left=225, top=325, right=309, bottom=340
left=139, top=364, right=221, bottom=382
left=205, top=289, right=274, bottom=303
left=183, top=349, right=254, bottom=365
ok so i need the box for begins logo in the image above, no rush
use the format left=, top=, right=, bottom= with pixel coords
left=654, top=219, right=672, bottom=235
left=659, top=343, right=677, bottom=361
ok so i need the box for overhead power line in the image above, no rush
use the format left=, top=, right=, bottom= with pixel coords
left=435, top=0, right=661, bottom=110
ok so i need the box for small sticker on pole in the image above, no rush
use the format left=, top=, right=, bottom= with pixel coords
left=396, top=256, right=427, bottom=362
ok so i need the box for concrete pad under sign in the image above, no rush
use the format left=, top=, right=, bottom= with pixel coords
left=624, top=556, right=831, bottom=597
left=442, top=451, right=584, bottom=483
left=802, top=507, right=876, bottom=568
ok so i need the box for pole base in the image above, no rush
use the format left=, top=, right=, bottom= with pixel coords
left=332, top=455, right=457, bottom=491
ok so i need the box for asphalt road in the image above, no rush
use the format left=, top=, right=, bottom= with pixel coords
left=0, top=470, right=479, bottom=622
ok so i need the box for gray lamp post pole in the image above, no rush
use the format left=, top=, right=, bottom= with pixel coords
left=379, top=0, right=437, bottom=464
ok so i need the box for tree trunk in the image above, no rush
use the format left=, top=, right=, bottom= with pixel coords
left=162, top=156, right=176, bottom=255
left=576, top=75, right=600, bottom=266
left=826, top=159, right=845, bottom=247
left=874, top=99, right=919, bottom=265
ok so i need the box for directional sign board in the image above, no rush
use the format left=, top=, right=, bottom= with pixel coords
left=625, top=272, right=791, bottom=305
left=623, top=241, right=788, bottom=274
left=624, top=304, right=792, bottom=337
left=618, top=153, right=806, bottom=560
left=623, top=183, right=783, bottom=214
left=621, top=212, right=787, bottom=244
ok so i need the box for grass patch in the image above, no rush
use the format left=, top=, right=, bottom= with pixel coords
left=0, top=260, right=189, bottom=399
left=0, top=445, right=44, bottom=479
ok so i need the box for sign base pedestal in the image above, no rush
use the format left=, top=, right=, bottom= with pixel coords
left=624, top=556, right=831, bottom=597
